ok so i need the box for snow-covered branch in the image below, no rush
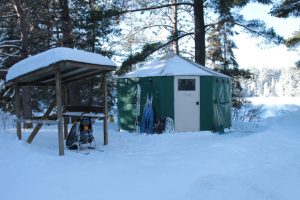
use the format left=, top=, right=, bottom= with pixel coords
left=0, top=14, right=17, bottom=18
left=0, top=40, right=21, bottom=44
left=0, top=45, right=21, bottom=49
left=271, top=1, right=300, bottom=18
left=123, top=24, right=174, bottom=41
left=0, top=52, right=19, bottom=57
left=122, top=2, right=194, bottom=14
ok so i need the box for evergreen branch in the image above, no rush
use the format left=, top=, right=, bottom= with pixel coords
left=270, top=0, right=300, bottom=18
left=116, top=32, right=193, bottom=75
left=97, top=2, right=195, bottom=23
left=121, top=2, right=194, bottom=14
left=234, top=21, right=284, bottom=44
left=204, top=19, right=226, bottom=32
left=0, top=52, right=19, bottom=57
left=296, top=60, right=300, bottom=68
left=180, top=50, right=195, bottom=58
left=161, top=32, right=194, bottom=49
left=234, top=21, right=266, bottom=37
left=123, top=24, right=174, bottom=40
left=204, top=19, right=226, bottom=29
left=0, top=40, right=21, bottom=44
left=0, top=14, right=17, bottom=18
left=0, top=45, right=21, bottom=49
left=286, top=30, right=300, bottom=48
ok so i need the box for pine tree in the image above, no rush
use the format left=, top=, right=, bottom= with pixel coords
left=0, top=0, right=122, bottom=114
left=69, top=0, right=121, bottom=109
left=115, top=0, right=283, bottom=75
left=271, top=0, right=300, bottom=67
left=0, top=0, right=58, bottom=120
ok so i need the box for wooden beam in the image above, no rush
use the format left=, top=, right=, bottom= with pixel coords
left=62, top=69, right=103, bottom=84
left=102, top=73, right=108, bottom=145
left=16, top=119, right=58, bottom=125
left=56, top=69, right=64, bottom=156
left=27, top=100, right=56, bottom=144
left=62, top=85, right=68, bottom=139
left=14, top=62, right=113, bottom=86
left=64, top=61, right=116, bottom=71
left=15, top=84, right=22, bottom=140
left=39, top=67, right=89, bottom=84
left=13, top=82, right=54, bottom=87
left=39, top=69, right=101, bottom=85
left=6, top=64, right=57, bottom=87
left=64, top=105, right=103, bottom=113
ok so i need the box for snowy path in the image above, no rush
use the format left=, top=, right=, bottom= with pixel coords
left=1, top=101, right=300, bottom=200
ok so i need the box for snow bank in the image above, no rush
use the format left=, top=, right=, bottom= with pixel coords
left=249, top=96, right=300, bottom=106
left=6, top=47, right=117, bottom=81
left=249, top=96, right=300, bottom=118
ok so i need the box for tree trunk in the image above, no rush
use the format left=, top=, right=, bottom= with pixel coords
left=22, top=87, right=32, bottom=128
left=59, top=0, right=81, bottom=105
left=67, top=82, right=81, bottom=105
left=13, top=0, right=32, bottom=128
left=194, top=0, right=205, bottom=65
left=89, top=0, right=96, bottom=52
left=172, top=0, right=179, bottom=54
left=89, top=77, right=95, bottom=105
left=59, top=0, right=73, bottom=47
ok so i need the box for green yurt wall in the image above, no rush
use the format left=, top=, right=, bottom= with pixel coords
left=200, top=77, right=214, bottom=131
left=212, top=77, right=232, bottom=130
left=199, top=76, right=231, bottom=131
left=117, top=78, right=137, bottom=131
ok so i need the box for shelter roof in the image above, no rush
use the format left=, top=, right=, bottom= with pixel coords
left=121, top=54, right=230, bottom=78
left=6, top=47, right=117, bottom=86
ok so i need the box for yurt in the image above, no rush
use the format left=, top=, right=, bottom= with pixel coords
left=117, top=54, right=232, bottom=132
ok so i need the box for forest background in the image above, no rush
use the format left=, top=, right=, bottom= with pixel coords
left=0, top=0, right=299, bottom=121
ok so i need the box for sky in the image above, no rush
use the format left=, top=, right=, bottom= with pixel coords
left=234, top=3, right=300, bottom=69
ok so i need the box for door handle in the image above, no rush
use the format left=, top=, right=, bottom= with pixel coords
left=196, top=101, right=199, bottom=105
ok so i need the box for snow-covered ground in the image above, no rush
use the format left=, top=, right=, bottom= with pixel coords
left=1, top=97, right=300, bottom=200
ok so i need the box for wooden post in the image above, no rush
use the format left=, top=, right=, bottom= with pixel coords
left=27, top=100, right=56, bottom=144
left=56, top=69, right=64, bottom=156
left=62, top=85, right=68, bottom=139
left=102, top=72, right=108, bottom=145
left=15, top=84, right=22, bottom=140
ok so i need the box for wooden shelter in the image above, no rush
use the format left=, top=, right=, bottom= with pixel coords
left=5, top=47, right=117, bottom=156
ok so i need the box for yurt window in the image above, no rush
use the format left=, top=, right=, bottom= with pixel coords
left=178, top=79, right=195, bottom=91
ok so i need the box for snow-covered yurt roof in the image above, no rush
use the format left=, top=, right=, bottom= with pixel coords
left=6, top=47, right=117, bottom=86
left=122, top=54, right=229, bottom=78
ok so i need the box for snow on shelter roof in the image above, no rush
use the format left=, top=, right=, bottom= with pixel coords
left=121, top=54, right=229, bottom=78
left=6, top=47, right=117, bottom=82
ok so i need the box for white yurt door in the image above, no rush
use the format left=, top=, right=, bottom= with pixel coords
left=174, top=76, right=200, bottom=131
